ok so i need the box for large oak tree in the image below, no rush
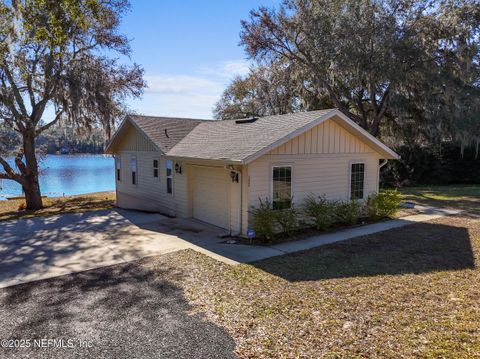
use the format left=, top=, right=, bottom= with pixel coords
left=234, top=0, right=479, bottom=142
left=0, top=0, right=144, bottom=209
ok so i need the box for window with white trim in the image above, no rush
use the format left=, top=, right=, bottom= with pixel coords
left=115, top=156, right=121, bottom=181
left=131, top=157, right=137, bottom=185
left=153, top=159, right=159, bottom=178
left=272, top=166, right=292, bottom=210
left=350, top=163, right=365, bottom=200
left=166, top=160, right=173, bottom=194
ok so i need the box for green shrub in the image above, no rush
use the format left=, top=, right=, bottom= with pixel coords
left=367, top=190, right=402, bottom=219
left=274, top=207, right=298, bottom=236
left=303, top=194, right=336, bottom=231
left=249, top=198, right=276, bottom=242
left=335, top=200, right=361, bottom=226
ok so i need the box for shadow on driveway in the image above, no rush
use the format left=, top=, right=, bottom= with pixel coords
left=0, top=258, right=237, bottom=358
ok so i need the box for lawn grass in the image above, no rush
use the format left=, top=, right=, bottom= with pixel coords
left=146, top=209, right=480, bottom=358
left=399, top=184, right=480, bottom=212
left=400, top=184, right=480, bottom=200
left=0, top=191, right=116, bottom=221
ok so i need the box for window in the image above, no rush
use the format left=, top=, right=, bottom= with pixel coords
left=131, top=157, right=137, bottom=185
left=272, top=166, right=292, bottom=210
left=166, top=160, right=173, bottom=194
left=153, top=159, right=159, bottom=178
left=350, top=163, right=365, bottom=200
left=115, top=156, right=121, bottom=181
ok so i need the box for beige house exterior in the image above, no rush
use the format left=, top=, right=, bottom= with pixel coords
left=105, top=109, right=399, bottom=236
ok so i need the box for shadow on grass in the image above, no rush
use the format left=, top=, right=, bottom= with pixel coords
left=0, top=260, right=237, bottom=358
left=252, top=221, right=476, bottom=282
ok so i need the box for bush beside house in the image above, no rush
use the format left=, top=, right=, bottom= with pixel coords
left=250, top=190, right=402, bottom=243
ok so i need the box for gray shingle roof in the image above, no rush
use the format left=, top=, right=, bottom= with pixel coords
left=167, top=109, right=336, bottom=162
left=128, top=115, right=205, bottom=153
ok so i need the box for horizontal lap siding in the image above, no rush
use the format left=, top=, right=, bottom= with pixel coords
left=241, top=165, right=249, bottom=235
left=248, top=153, right=379, bottom=209
left=173, top=161, right=189, bottom=218
left=116, top=151, right=175, bottom=216
left=111, top=122, right=178, bottom=216
left=247, top=118, right=382, bottom=226
left=230, top=174, right=242, bottom=234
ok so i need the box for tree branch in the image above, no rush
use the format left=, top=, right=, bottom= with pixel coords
left=0, top=155, right=23, bottom=184
left=35, top=110, right=63, bottom=135
left=2, top=65, right=28, bottom=116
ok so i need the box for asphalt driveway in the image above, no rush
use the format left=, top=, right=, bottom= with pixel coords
left=0, top=258, right=237, bottom=358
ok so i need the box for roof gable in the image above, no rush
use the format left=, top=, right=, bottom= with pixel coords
left=105, top=115, right=205, bottom=154
left=267, top=118, right=376, bottom=156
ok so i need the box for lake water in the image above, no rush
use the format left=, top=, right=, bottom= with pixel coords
left=0, top=154, right=115, bottom=200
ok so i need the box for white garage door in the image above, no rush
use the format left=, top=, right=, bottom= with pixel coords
left=192, top=166, right=230, bottom=229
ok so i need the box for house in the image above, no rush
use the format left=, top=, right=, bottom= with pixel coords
left=105, top=109, right=399, bottom=235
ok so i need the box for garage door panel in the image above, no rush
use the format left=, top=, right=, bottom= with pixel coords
left=192, top=167, right=230, bottom=229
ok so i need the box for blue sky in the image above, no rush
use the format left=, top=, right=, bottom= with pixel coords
left=122, top=0, right=280, bottom=119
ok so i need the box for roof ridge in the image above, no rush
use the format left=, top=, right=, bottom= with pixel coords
left=128, top=114, right=211, bottom=122
left=219, top=108, right=337, bottom=122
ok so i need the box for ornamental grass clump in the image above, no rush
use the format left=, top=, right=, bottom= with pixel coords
left=367, top=190, right=402, bottom=219
left=303, top=194, right=337, bottom=231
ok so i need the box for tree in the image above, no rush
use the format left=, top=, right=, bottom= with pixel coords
left=214, top=61, right=333, bottom=120
left=239, top=0, right=480, bottom=139
left=214, top=63, right=297, bottom=119
left=0, top=0, right=145, bottom=209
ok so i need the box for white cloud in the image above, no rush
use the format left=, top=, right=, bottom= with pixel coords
left=132, top=59, right=251, bottom=119
left=145, top=75, right=223, bottom=95
left=131, top=92, right=220, bottom=119
left=198, top=59, right=251, bottom=79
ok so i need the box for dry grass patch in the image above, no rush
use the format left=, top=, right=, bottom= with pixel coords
left=400, top=185, right=480, bottom=212
left=145, top=212, right=480, bottom=358
left=0, top=191, right=115, bottom=221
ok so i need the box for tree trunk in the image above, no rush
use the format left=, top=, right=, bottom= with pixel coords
left=22, top=129, right=43, bottom=210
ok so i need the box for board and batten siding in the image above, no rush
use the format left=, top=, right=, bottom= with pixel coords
left=247, top=118, right=382, bottom=217
left=269, top=118, right=374, bottom=156
left=112, top=122, right=157, bottom=152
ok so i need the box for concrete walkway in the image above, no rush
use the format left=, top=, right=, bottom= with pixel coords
left=268, top=206, right=462, bottom=255
left=0, top=206, right=462, bottom=288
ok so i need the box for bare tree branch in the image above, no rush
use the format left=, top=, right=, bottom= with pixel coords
left=36, top=110, right=63, bottom=135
